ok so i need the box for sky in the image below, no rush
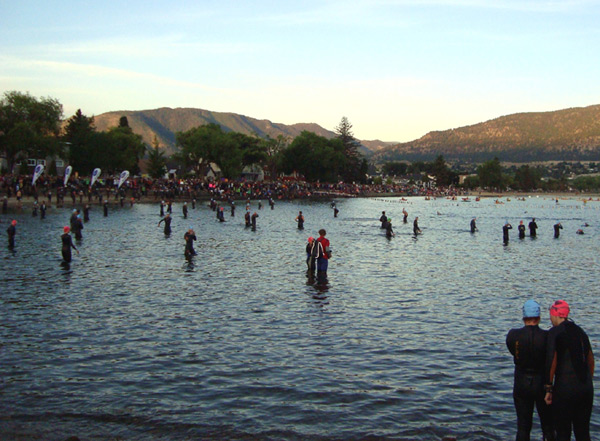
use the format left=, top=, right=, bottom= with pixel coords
left=1, top=0, right=599, bottom=142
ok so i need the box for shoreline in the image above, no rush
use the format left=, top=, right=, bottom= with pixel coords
left=2, top=191, right=600, bottom=211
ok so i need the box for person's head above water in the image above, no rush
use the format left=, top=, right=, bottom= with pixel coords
left=318, top=229, right=326, bottom=236
left=308, top=236, right=314, bottom=243
left=522, top=299, right=541, bottom=318
left=11, top=220, right=17, bottom=226
left=63, top=226, right=70, bottom=233
left=549, top=300, right=569, bottom=318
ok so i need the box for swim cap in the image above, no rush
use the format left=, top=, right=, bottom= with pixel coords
left=550, top=300, right=570, bottom=318
left=11, top=220, right=17, bottom=226
left=308, top=236, right=314, bottom=242
left=522, top=300, right=540, bottom=318
left=63, top=226, right=70, bottom=233
left=388, top=218, right=392, bottom=222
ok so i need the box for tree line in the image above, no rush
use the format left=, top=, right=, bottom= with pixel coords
left=0, top=91, right=368, bottom=183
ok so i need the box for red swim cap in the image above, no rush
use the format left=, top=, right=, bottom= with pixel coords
left=550, top=300, right=570, bottom=318
left=63, top=226, right=70, bottom=233
left=11, top=220, right=17, bottom=226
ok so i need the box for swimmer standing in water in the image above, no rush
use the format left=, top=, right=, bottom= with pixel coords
left=296, top=211, right=305, bottom=230
left=413, top=217, right=421, bottom=235
left=61, top=226, right=79, bottom=263
left=158, top=213, right=172, bottom=235
left=184, top=227, right=197, bottom=258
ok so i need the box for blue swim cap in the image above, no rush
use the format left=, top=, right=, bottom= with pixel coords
left=523, top=300, right=541, bottom=318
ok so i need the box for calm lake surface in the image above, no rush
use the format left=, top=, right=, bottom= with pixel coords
left=1, top=195, right=598, bottom=440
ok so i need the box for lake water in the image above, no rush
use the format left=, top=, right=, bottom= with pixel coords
left=1, top=196, right=598, bottom=440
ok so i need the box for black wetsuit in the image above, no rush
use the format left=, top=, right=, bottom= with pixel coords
left=403, top=212, right=408, bottom=223
left=413, top=219, right=421, bottom=235
left=506, top=325, right=554, bottom=441
left=245, top=212, right=251, bottom=227
left=231, top=205, right=235, bottom=217
left=306, top=242, right=315, bottom=270
left=7, top=224, right=16, bottom=248
left=160, top=203, right=164, bottom=217
left=83, top=206, right=90, bottom=222
left=158, top=216, right=172, bottom=235
left=184, top=232, right=197, bottom=257
left=334, top=208, right=339, bottom=218
left=103, top=203, right=108, bottom=217
left=518, top=224, right=526, bottom=239
left=183, top=205, right=188, bottom=218
left=61, top=233, right=77, bottom=262
left=545, top=320, right=594, bottom=441
left=470, top=219, right=477, bottom=233
left=529, top=221, right=538, bottom=237
left=554, top=223, right=563, bottom=238
left=297, top=215, right=304, bottom=230
left=251, top=213, right=258, bottom=230
left=380, top=214, right=388, bottom=229
left=73, top=218, right=83, bottom=240
left=40, top=203, right=46, bottom=219
left=503, top=224, right=513, bottom=244
left=385, top=222, right=394, bottom=238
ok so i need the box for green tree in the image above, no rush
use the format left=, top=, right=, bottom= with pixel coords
left=477, top=157, right=505, bottom=189
left=105, top=125, right=146, bottom=174
left=335, top=116, right=365, bottom=182
left=146, top=135, right=167, bottom=179
left=430, top=155, right=455, bottom=187
left=514, top=165, right=540, bottom=191
left=174, top=124, right=223, bottom=175
left=0, top=91, right=63, bottom=172
left=281, top=131, right=344, bottom=182
left=261, top=134, right=289, bottom=179
left=64, top=109, right=96, bottom=173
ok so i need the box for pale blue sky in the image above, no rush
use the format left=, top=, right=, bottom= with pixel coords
left=1, top=0, right=599, bottom=141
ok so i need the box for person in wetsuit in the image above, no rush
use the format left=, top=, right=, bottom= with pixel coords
left=296, top=211, right=305, bottom=230
left=470, top=217, right=478, bottom=233
left=160, top=201, right=165, bottom=217
left=544, top=300, right=594, bottom=441
left=183, top=202, right=188, bottom=219
left=230, top=202, right=235, bottom=217
left=103, top=200, right=108, bottom=217
left=306, top=236, right=316, bottom=270
left=158, top=213, right=172, bottom=235
left=73, top=215, right=83, bottom=240
left=380, top=211, right=388, bottom=229
left=506, top=300, right=555, bottom=441
left=184, top=228, right=197, bottom=258
left=529, top=218, right=538, bottom=237
left=518, top=221, right=526, bottom=239
left=553, top=222, right=563, bottom=239
left=61, top=226, right=78, bottom=262
left=385, top=218, right=394, bottom=238
left=251, top=212, right=258, bottom=230
left=40, top=201, right=46, bottom=219
left=503, top=221, right=513, bottom=245
left=245, top=211, right=251, bottom=227
left=402, top=208, right=408, bottom=224
left=333, top=206, right=339, bottom=218
left=7, top=219, right=16, bottom=248
left=83, top=204, right=90, bottom=222
left=413, top=217, right=421, bottom=235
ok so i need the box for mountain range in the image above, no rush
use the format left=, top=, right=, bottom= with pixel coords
left=92, top=104, right=600, bottom=163
left=372, top=104, right=600, bottom=163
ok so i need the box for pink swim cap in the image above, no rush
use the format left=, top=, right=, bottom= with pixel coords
left=549, top=300, right=570, bottom=318
left=308, top=237, right=314, bottom=242
left=63, top=226, right=70, bottom=233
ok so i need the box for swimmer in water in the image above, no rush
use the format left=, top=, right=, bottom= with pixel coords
left=380, top=211, right=388, bottom=229
left=528, top=218, right=538, bottom=237
left=306, top=237, right=315, bottom=270
left=503, top=221, right=513, bottom=245
left=251, top=212, right=259, bottom=230
left=158, top=213, right=172, bottom=235
left=73, top=215, right=84, bottom=240
left=83, top=204, right=90, bottom=222
left=385, top=218, right=395, bottom=238
left=413, top=217, right=421, bottom=235
left=403, top=208, right=408, bottom=224
left=183, top=202, right=188, bottom=219
left=184, top=227, right=197, bottom=258
left=40, top=201, right=46, bottom=219
left=296, top=211, right=305, bottom=230
left=61, top=226, right=79, bottom=263
left=245, top=210, right=251, bottom=227
left=470, top=217, right=478, bottom=233
left=160, top=201, right=165, bottom=216
left=553, top=222, right=563, bottom=238
left=7, top=219, right=16, bottom=248
left=103, top=200, right=108, bottom=217
left=518, top=221, right=526, bottom=239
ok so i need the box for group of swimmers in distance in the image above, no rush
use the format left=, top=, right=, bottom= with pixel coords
left=379, top=209, right=420, bottom=238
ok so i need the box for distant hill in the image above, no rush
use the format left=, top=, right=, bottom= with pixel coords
left=372, top=104, right=600, bottom=163
left=92, top=107, right=377, bottom=156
